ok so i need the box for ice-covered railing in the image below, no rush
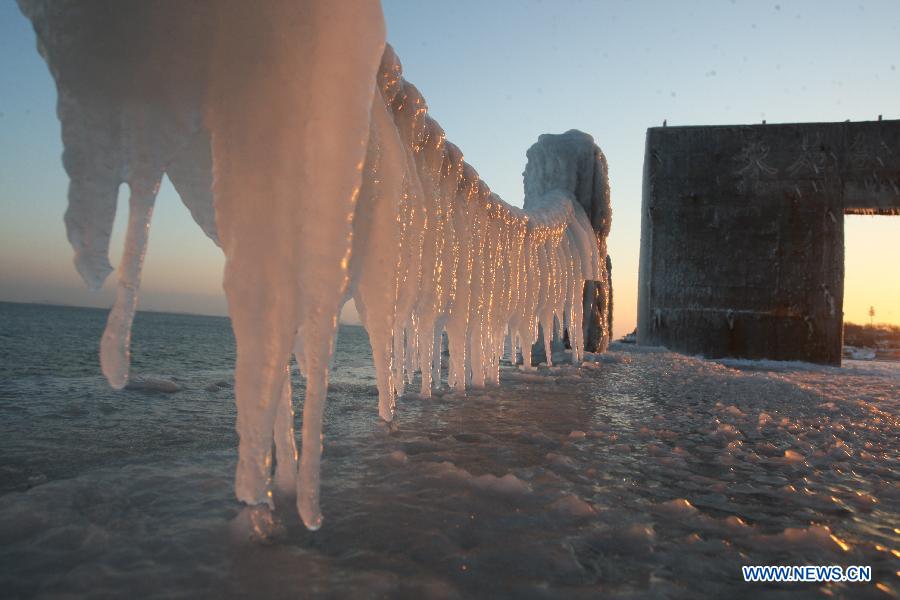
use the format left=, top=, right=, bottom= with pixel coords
left=20, top=0, right=610, bottom=530
left=353, top=46, right=610, bottom=422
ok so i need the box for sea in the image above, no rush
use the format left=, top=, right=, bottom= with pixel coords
left=0, top=301, right=897, bottom=598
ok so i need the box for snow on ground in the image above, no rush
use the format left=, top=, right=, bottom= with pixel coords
left=1, top=340, right=897, bottom=598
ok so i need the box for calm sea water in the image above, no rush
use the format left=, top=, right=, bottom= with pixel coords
left=0, top=302, right=385, bottom=494
left=1, top=301, right=897, bottom=598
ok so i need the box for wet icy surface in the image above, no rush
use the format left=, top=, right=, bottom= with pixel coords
left=1, top=303, right=898, bottom=598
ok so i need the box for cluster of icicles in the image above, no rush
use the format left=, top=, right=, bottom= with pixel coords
left=21, top=0, right=609, bottom=530
left=355, top=46, right=608, bottom=418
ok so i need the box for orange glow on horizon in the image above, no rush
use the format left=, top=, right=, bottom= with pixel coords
left=843, top=215, right=900, bottom=327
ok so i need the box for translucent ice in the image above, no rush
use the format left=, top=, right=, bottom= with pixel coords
left=356, top=47, right=609, bottom=420
left=20, top=2, right=610, bottom=529
left=18, top=0, right=219, bottom=389
left=203, top=0, right=386, bottom=530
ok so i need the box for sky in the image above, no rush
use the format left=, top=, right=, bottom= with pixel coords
left=1, top=0, right=898, bottom=336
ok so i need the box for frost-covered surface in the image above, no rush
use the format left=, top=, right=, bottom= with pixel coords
left=1, top=305, right=897, bottom=598
left=20, top=1, right=610, bottom=529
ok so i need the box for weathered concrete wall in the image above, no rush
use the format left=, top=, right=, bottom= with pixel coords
left=637, top=119, right=900, bottom=365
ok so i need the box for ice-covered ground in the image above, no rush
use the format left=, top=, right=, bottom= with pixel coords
left=1, top=306, right=897, bottom=598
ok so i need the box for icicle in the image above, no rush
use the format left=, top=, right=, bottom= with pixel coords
left=203, top=0, right=386, bottom=531
left=273, top=364, right=298, bottom=495
left=166, top=129, right=219, bottom=246
left=352, top=87, right=406, bottom=421
left=100, top=180, right=160, bottom=388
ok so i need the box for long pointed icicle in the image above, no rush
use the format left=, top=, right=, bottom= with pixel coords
left=100, top=181, right=160, bottom=389
left=273, top=363, right=298, bottom=495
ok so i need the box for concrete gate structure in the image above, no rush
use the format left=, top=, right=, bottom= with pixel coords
left=637, top=119, right=900, bottom=365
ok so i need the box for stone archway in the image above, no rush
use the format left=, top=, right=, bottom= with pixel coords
left=637, top=119, right=900, bottom=365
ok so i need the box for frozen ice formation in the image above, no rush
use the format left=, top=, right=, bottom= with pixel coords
left=20, top=0, right=610, bottom=529
left=17, top=0, right=220, bottom=390
left=353, top=47, right=610, bottom=424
